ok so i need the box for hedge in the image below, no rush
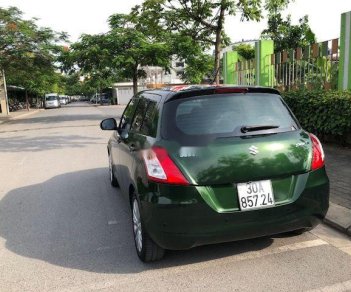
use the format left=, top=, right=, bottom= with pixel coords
left=282, top=90, right=351, bottom=141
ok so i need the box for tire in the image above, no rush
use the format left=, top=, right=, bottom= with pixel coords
left=108, top=153, right=119, bottom=187
left=132, top=194, right=165, bottom=262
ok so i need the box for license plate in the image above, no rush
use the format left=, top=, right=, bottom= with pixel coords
left=237, top=180, right=275, bottom=211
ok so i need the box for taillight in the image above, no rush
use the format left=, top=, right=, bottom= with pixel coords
left=310, top=133, right=325, bottom=170
left=142, top=146, right=189, bottom=185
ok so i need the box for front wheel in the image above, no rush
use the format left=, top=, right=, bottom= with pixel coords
left=132, top=195, right=165, bottom=262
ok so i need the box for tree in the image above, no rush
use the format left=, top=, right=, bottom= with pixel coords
left=60, top=33, right=120, bottom=96
left=140, top=0, right=291, bottom=84
left=261, top=4, right=315, bottom=52
left=63, top=14, right=172, bottom=95
left=130, top=6, right=214, bottom=84
left=0, top=6, right=67, bottom=98
left=233, top=43, right=255, bottom=60
left=108, top=13, right=173, bottom=94
left=170, top=34, right=214, bottom=83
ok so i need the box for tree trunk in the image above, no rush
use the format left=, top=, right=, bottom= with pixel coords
left=132, top=66, right=138, bottom=96
left=214, top=3, right=226, bottom=85
left=25, top=90, right=29, bottom=111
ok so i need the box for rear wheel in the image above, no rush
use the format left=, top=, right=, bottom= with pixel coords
left=108, top=153, right=119, bottom=187
left=132, top=194, right=165, bottom=262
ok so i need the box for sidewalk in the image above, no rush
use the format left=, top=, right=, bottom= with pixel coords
left=324, top=144, right=351, bottom=236
left=0, top=108, right=42, bottom=124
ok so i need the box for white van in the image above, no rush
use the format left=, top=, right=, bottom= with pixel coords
left=44, top=93, right=60, bottom=109
left=59, top=95, right=68, bottom=105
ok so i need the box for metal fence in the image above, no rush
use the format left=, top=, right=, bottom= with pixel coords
left=235, top=38, right=340, bottom=91
left=236, top=59, right=256, bottom=86
left=272, top=39, right=339, bottom=90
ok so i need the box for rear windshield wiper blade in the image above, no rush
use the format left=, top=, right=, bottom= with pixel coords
left=241, top=125, right=279, bottom=133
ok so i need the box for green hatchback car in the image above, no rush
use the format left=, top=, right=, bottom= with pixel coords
left=100, top=86, right=329, bottom=262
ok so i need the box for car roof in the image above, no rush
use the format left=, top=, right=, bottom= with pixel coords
left=138, top=85, right=281, bottom=103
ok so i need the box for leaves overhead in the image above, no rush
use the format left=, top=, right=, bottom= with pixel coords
left=0, top=6, right=68, bottom=95
left=261, top=2, right=316, bottom=53
left=138, top=0, right=296, bottom=84
left=63, top=13, right=172, bottom=95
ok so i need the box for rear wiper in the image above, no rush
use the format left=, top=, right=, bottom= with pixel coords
left=241, top=125, right=279, bottom=133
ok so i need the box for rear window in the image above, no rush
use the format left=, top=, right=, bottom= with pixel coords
left=161, top=93, right=298, bottom=143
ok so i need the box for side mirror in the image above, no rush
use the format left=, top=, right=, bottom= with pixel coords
left=100, top=118, right=117, bottom=130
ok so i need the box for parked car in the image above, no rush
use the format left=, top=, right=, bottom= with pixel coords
left=59, top=95, right=68, bottom=105
left=100, top=86, right=329, bottom=262
left=100, top=96, right=111, bottom=105
left=44, top=93, right=60, bottom=109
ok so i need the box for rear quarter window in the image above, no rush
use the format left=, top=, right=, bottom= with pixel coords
left=140, top=101, right=158, bottom=137
left=131, top=98, right=158, bottom=137
left=119, top=98, right=139, bottom=131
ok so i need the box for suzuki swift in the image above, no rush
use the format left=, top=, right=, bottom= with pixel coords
left=100, top=86, right=329, bottom=262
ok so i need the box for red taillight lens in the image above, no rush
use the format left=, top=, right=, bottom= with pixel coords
left=142, top=146, right=189, bottom=185
left=310, top=133, right=325, bottom=170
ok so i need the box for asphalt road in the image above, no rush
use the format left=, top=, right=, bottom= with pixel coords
left=0, top=102, right=351, bottom=292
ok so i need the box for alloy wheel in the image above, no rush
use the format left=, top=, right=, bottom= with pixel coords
left=133, top=199, right=143, bottom=252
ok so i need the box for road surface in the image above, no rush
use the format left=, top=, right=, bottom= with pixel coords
left=0, top=102, right=350, bottom=292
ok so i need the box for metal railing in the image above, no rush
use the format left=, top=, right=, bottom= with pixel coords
left=234, top=38, right=339, bottom=91
left=272, top=39, right=339, bottom=90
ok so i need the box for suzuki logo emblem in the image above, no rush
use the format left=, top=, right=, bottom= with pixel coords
left=249, top=145, right=259, bottom=155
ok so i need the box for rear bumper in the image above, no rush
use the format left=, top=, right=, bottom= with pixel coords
left=44, top=103, right=60, bottom=108
left=140, top=168, right=329, bottom=250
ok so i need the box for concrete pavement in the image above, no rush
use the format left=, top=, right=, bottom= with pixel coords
left=0, top=108, right=43, bottom=124
left=0, top=103, right=350, bottom=292
left=324, top=144, right=351, bottom=236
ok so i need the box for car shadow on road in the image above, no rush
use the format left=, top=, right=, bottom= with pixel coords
left=0, top=168, right=274, bottom=274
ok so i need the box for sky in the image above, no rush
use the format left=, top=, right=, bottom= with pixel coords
left=1, top=0, right=351, bottom=44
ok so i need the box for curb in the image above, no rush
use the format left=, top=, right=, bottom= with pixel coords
left=324, top=202, right=351, bottom=236
left=0, top=109, right=42, bottom=124
left=11, top=109, right=42, bottom=120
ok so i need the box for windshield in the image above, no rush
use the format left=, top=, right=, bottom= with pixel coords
left=161, top=93, right=299, bottom=143
left=46, top=96, right=57, bottom=101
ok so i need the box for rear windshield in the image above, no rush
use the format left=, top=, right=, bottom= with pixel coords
left=161, top=93, right=298, bottom=143
left=46, top=96, right=57, bottom=101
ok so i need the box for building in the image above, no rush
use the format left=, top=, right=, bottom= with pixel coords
left=113, top=58, right=186, bottom=105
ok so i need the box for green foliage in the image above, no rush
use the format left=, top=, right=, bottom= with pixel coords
left=183, top=53, right=214, bottom=84
left=233, top=43, right=255, bottom=60
left=170, top=34, right=214, bottom=83
left=283, top=90, right=351, bottom=139
left=60, top=33, right=119, bottom=94
left=262, top=12, right=316, bottom=53
left=140, top=0, right=291, bottom=83
left=0, top=6, right=68, bottom=96
left=62, top=13, right=172, bottom=94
